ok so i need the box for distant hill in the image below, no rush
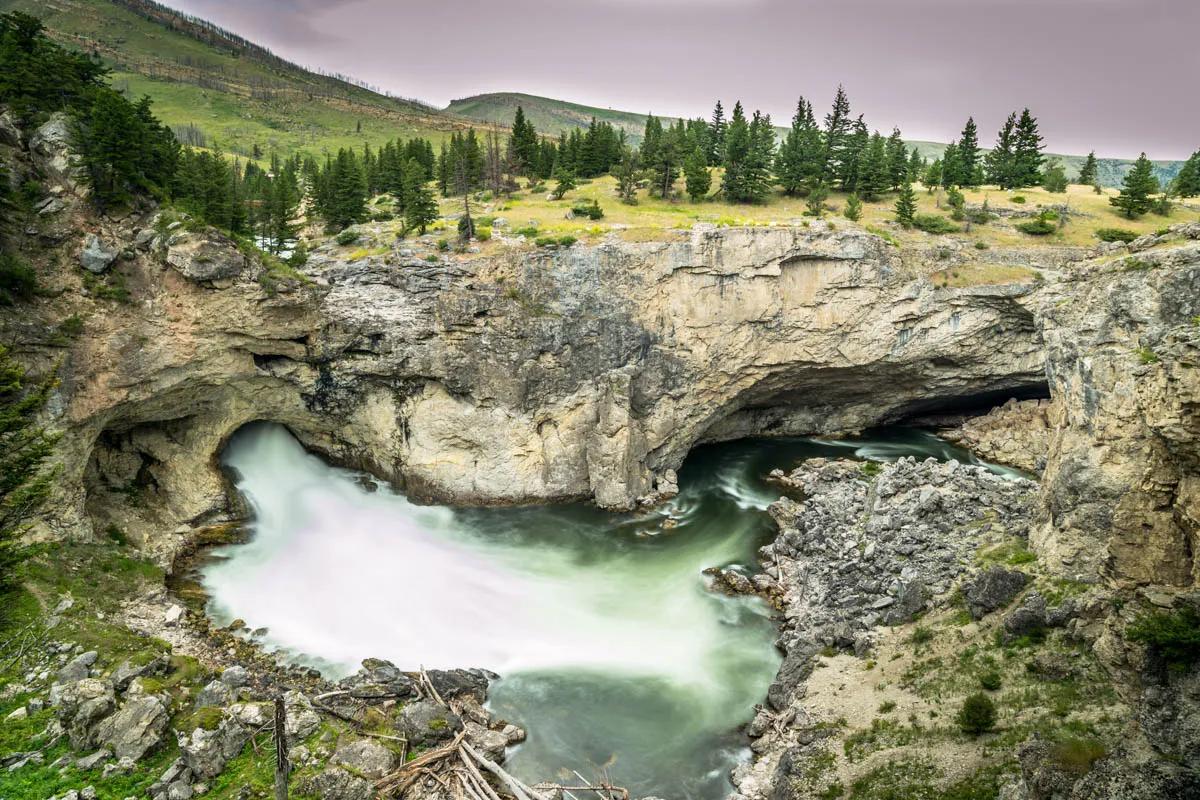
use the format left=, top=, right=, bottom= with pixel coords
left=449, top=92, right=1184, bottom=188
left=0, top=0, right=488, bottom=160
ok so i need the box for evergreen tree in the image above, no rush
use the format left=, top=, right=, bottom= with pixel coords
left=708, top=101, right=726, bottom=165
left=986, top=112, right=1018, bottom=189
left=721, top=101, right=751, bottom=202
left=743, top=111, right=776, bottom=203
left=550, top=162, right=577, bottom=200
left=1012, top=109, right=1045, bottom=187
left=894, top=182, right=917, bottom=227
left=821, top=85, right=853, bottom=185
left=1077, top=151, right=1099, bottom=186
left=684, top=145, right=711, bottom=201
left=639, top=114, right=664, bottom=174
left=923, top=159, right=943, bottom=192
left=805, top=182, right=829, bottom=218
left=1110, top=153, right=1159, bottom=218
left=510, top=106, right=539, bottom=176
left=777, top=97, right=822, bottom=196
left=614, top=146, right=640, bottom=205
left=0, top=344, right=58, bottom=620
left=404, top=164, right=439, bottom=234
left=326, top=148, right=368, bottom=229
left=956, top=117, right=982, bottom=187
left=840, top=116, right=869, bottom=191
left=885, top=128, right=908, bottom=190
left=843, top=193, right=862, bottom=222
left=858, top=132, right=889, bottom=201
left=941, top=142, right=961, bottom=188
left=908, top=149, right=925, bottom=182
left=649, top=120, right=685, bottom=199
left=1171, top=150, right=1200, bottom=198
left=1041, top=159, right=1068, bottom=193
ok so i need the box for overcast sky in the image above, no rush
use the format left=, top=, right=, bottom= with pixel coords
left=165, top=0, right=1198, bottom=160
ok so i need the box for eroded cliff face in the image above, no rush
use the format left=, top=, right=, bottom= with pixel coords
left=17, top=216, right=1052, bottom=560
left=1032, top=236, right=1200, bottom=587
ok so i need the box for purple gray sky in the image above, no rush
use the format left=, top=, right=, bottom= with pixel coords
left=166, top=0, right=1198, bottom=160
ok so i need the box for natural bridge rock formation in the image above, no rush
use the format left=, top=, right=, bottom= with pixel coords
left=23, top=220, right=1046, bottom=557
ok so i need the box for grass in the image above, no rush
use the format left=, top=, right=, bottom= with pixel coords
left=928, top=264, right=1040, bottom=289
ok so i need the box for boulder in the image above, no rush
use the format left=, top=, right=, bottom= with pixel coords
left=80, top=235, right=120, bottom=274
left=464, top=722, right=509, bottom=763
left=1003, top=592, right=1049, bottom=642
left=298, top=767, right=374, bottom=800
left=30, top=112, right=87, bottom=193
left=110, top=655, right=168, bottom=692
left=50, top=678, right=115, bottom=750
left=964, top=567, right=1030, bottom=620
left=283, top=690, right=320, bottom=740
left=166, top=231, right=248, bottom=282
left=57, top=650, right=99, bottom=683
left=178, top=715, right=249, bottom=780
left=219, top=666, right=249, bottom=689
left=194, top=680, right=233, bottom=708
left=396, top=699, right=463, bottom=746
left=331, top=738, right=397, bottom=779
left=93, top=695, right=169, bottom=761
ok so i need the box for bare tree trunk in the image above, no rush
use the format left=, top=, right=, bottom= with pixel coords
left=274, top=696, right=289, bottom=800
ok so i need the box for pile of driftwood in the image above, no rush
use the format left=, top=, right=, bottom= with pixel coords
left=370, top=669, right=629, bottom=800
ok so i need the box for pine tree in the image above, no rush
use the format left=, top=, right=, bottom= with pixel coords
left=1041, top=160, right=1068, bottom=193
left=1172, top=150, right=1200, bottom=198
left=923, top=159, right=942, bottom=192
left=1077, top=151, right=1099, bottom=186
left=639, top=114, right=664, bottom=174
left=858, top=132, right=889, bottom=201
left=885, top=128, right=908, bottom=190
left=510, top=106, right=539, bottom=176
left=550, top=163, right=577, bottom=200
left=744, top=111, right=776, bottom=203
left=614, top=146, right=640, bottom=205
left=843, top=193, right=862, bottom=222
left=0, top=344, right=58, bottom=620
left=721, top=101, right=751, bottom=202
left=1110, top=153, right=1159, bottom=218
left=957, top=117, right=981, bottom=187
left=821, top=85, right=852, bottom=185
left=1012, top=109, right=1045, bottom=187
left=894, top=182, right=917, bottom=227
left=840, top=116, right=868, bottom=191
left=805, top=182, right=829, bottom=217
left=908, top=149, right=924, bottom=182
left=777, top=97, right=822, bottom=196
left=941, top=142, right=961, bottom=188
left=986, top=113, right=1018, bottom=189
left=649, top=121, right=685, bottom=199
left=684, top=145, right=711, bottom=201
left=708, top=101, right=726, bottom=165
left=404, top=167, right=439, bottom=234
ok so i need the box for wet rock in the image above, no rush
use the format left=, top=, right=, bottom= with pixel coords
left=396, top=699, right=463, bottom=746
left=337, top=658, right=416, bottom=698
left=425, top=669, right=491, bottom=703
left=93, top=694, right=169, bottom=761
left=331, top=738, right=397, bottom=779
left=964, top=567, right=1030, bottom=620
left=464, top=721, right=509, bottom=763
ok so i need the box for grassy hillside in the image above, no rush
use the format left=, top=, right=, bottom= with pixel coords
left=449, top=92, right=1184, bottom=188
left=0, top=0, right=489, bottom=159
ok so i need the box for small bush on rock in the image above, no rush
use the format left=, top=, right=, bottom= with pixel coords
left=1128, top=605, right=1200, bottom=667
left=913, top=214, right=960, bottom=234
left=1095, top=228, right=1138, bottom=243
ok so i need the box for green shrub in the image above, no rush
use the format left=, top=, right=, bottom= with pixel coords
left=437, top=238, right=450, bottom=251
left=1011, top=195, right=1026, bottom=204
left=1050, top=737, right=1108, bottom=775
left=974, top=241, right=989, bottom=250
left=287, top=242, right=308, bottom=269
left=514, top=225, right=539, bottom=238
left=571, top=199, right=604, bottom=220
left=335, top=229, right=359, bottom=246
left=913, top=214, right=960, bottom=234
left=1096, top=227, right=1139, bottom=243
left=1017, top=218, right=1056, bottom=236
left=424, top=254, right=438, bottom=263
left=535, top=236, right=555, bottom=247
left=1122, top=257, right=1153, bottom=271
left=557, top=235, right=577, bottom=247
left=860, top=461, right=882, bottom=477
left=878, top=701, right=896, bottom=713
left=0, top=253, right=37, bottom=305
left=57, top=314, right=85, bottom=339
left=978, top=671, right=1002, bottom=691
left=1136, top=347, right=1159, bottom=365
left=475, top=226, right=492, bottom=241
left=956, top=693, right=997, bottom=735
left=1127, top=605, right=1200, bottom=666
left=911, top=626, right=934, bottom=645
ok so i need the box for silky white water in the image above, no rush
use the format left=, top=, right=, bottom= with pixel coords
left=203, top=423, right=1007, bottom=798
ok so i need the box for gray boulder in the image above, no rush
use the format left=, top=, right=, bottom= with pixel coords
left=30, top=112, right=87, bottom=192
left=964, top=567, right=1030, bottom=620
left=1003, top=592, right=1048, bottom=642
left=178, top=715, right=248, bottom=780
left=283, top=690, right=320, bottom=740
left=331, top=738, right=397, bottom=779
left=298, top=767, right=374, bottom=800
left=166, top=231, right=247, bottom=282
left=219, top=666, right=248, bottom=689
left=110, top=655, right=168, bottom=692
left=58, top=651, right=99, bottom=683
left=396, top=699, right=463, bottom=746
left=80, top=235, right=119, bottom=274
left=93, top=695, right=169, bottom=761
left=194, top=680, right=233, bottom=708
left=50, top=678, right=115, bottom=750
